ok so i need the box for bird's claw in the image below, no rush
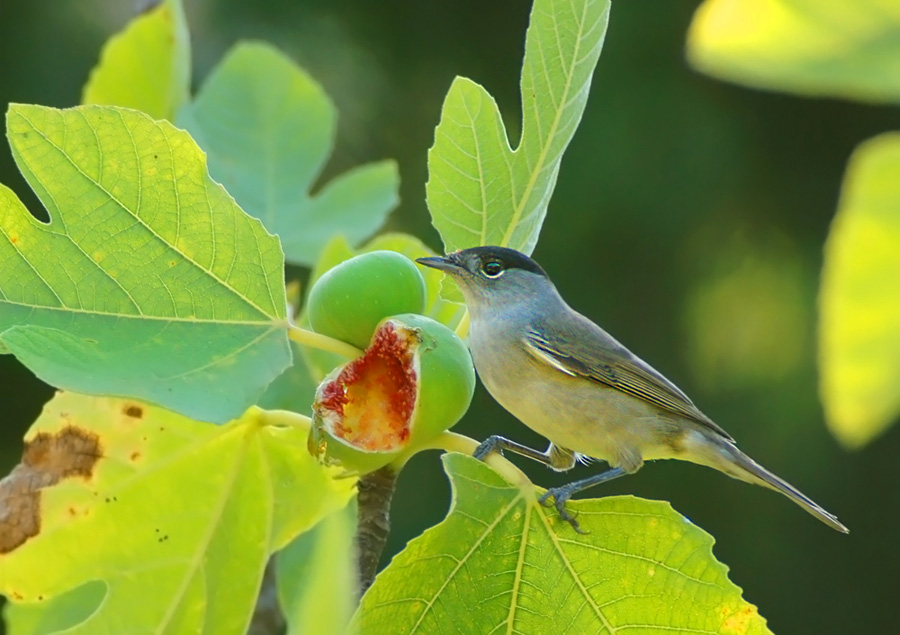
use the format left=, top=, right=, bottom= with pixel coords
left=539, top=487, right=588, bottom=534
left=473, top=436, right=501, bottom=461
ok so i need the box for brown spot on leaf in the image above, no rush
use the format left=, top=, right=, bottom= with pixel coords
left=130, top=451, right=141, bottom=462
left=123, top=404, right=144, bottom=419
left=0, top=426, right=102, bottom=554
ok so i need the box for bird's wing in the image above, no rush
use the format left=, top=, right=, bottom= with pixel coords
left=524, top=322, right=734, bottom=442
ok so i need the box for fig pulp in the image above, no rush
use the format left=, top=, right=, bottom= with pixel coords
left=317, top=322, right=416, bottom=452
left=309, top=313, right=475, bottom=474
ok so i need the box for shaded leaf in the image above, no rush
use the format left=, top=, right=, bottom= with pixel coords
left=355, top=454, right=769, bottom=634
left=0, top=104, right=290, bottom=424
left=255, top=342, right=318, bottom=414
left=426, top=0, right=609, bottom=255
left=0, top=392, right=354, bottom=633
left=819, top=133, right=900, bottom=448
left=179, top=42, right=399, bottom=266
left=687, top=0, right=900, bottom=103
left=82, top=0, right=191, bottom=119
left=256, top=281, right=317, bottom=413
left=276, top=502, right=357, bottom=635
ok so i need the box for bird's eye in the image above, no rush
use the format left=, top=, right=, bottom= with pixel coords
left=481, top=260, right=504, bottom=278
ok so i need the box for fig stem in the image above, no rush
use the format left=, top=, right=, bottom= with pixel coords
left=257, top=408, right=312, bottom=431
left=288, top=325, right=363, bottom=359
left=392, top=431, right=531, bottom=488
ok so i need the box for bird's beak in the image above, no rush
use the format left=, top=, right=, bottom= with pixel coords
left=416, top=255, right=460, bottom=273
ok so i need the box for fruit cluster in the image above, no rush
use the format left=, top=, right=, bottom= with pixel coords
left=306, top=251, right=475, bottom=474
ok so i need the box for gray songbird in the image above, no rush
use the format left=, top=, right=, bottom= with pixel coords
left=417, top=246, right=847, bottom=534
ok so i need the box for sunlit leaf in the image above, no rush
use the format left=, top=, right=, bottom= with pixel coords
left=276, top=502, right=357, bottom=635
left=82, top=0, right=191, bottom=119
left=179, top=42, right=399, bottom=266
left=687, top=0, right=900, bottom=103
left=0, top=392, right=354, bottom=633
left=819, top=133, right=900, bottom=448
left=0, top=104, right=291, bottom=424
left=3, top=581, right=106, bottom=635
left=355, top=454, right=769, bottom=634
left=426, top=0, right=609, bottom=255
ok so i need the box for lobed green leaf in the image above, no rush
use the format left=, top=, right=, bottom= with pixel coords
left=0, top=104, right=290, bottom=423
left=179, top=42, right=400, bottom=266
left=355, top=454, right=770, bottom=634
left=426, top=0, right=610, bottom=255
left=0, top=392, right=354, bottom=634
left=276, top=502, right=357, bottom=635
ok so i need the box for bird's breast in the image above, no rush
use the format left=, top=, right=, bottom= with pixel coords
left=468, top=319, right=686, bottom=467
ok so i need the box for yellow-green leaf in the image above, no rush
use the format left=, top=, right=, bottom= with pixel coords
left=82, top=0, right=191, bottom=119
left=687, top=0, right=900, bottom=103
left=819, top=133, right=900, bottom=448
left=354, top=454, right=769, bottom=634
left=276, top=502, right=357, bottom=635
left=0, top=392, right=354, bottom=633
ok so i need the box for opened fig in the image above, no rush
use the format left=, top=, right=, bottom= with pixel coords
left=307, top=251, right=427, bottom=348
left=308, top=313, right=475, bottom=474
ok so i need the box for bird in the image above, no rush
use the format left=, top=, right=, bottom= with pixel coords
left=417, top=246, right=848, bottom=534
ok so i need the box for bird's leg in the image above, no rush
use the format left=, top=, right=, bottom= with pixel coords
left=546, top=444, right=578, bottom=471
left=473, top=435, right=552, bottom=466
left=538, top=467, right=629, bottom=534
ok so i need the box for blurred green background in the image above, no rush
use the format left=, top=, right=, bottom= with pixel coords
left=1, top=1, right=897, bottom=632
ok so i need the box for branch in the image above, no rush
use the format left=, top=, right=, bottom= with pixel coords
left=355, top=465, right=398, bottom=595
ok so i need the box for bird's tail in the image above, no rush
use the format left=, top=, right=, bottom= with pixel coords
left=699, top=438, right=848, bottom=533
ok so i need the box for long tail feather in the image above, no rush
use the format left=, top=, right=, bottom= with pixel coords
left=719, top=444, right=848, bottom=533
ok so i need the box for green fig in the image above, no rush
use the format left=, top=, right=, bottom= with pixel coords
left=309, top=313, right=475, bottom=474
left=307, top=251, right=427, bottom=349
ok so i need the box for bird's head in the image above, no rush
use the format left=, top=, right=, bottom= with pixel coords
left=417, top=246, right=554, bottom=316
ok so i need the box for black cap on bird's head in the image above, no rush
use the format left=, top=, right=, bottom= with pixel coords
left=416, top=246, right=553, bottom=311
left=416, top=246, right=547, bottom=282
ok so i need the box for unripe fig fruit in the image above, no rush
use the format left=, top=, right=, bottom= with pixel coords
left=308, top=313, right=475, bottom=474
left=307, top=251, right=427, bottom=349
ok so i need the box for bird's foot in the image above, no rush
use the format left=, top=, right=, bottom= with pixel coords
left=473, top=435, right=504, bottom=461
left=538, top=486, right=588, bottom=535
